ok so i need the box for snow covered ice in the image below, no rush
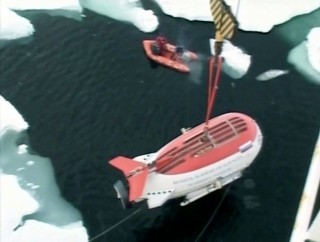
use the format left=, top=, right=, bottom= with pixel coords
left=0, top=96, right=28, bottom=134
left=5, top=0, right=82, bottom=11
left=79, top=0, right=158, bottom=33
left=0, top=0, right=82, bottom=41
left=153, top=0, right=320, bottom=33
left=0, top=6, right=34, bottom=42
left=209, top=39, right=251, bottom=79
left=0, top=175, right=39, bottom=240
left=1, top=0, right=320, bottom=42
left=0, top=0, right=158, bottom=42
left=306, top=28, right=320, bottom=73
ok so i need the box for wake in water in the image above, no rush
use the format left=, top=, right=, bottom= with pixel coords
left=186, top=53, right=206, bottom=85
left=175, top=26, right=191, bottom=48
left=176, top=24, right=206, bottom=85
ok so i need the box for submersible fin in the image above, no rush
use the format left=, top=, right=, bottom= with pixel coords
left=109, top=156, right=148, bottom=205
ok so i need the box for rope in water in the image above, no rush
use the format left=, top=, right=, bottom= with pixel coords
left=90, top=184, right=230, bottom=242
left=194, top=185, right=231, bottom=242
left=89, top=207, right=143, bottom=242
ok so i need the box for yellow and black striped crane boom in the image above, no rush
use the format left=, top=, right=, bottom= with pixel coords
left=210, top=0, right=238, bottom=56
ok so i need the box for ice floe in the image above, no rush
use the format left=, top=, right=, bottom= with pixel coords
left=0, top=95, right=89, bottom=242
left=0, top=0, right=82, bottom=41
left=1, top=0, right=319, bottom=45
left=255, top=69, right=290, bottom=81
left=5, top=220, right=88, bottom=242
left=153, top=0, right=320, bottom=33
left=80, top=0, right=158, bottom=33
left=5, top=0, right=82, bottom=11
left=0, top=0, right=158, bottom=42
left=288, top=27, right=320, bottom=84
left=209, top=38, right=251, bottom=79
left=306, top=27, right=320, bottom=73
left=0, top=6, right=34, bottom=41
left=0, top=96, right=28, bottom=135
left=0, top=175, right=39, bottom=240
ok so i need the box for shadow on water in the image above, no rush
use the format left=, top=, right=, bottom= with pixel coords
left=148, top=58, right=159, bottom=69
left=0, top=36, right=34, bottom=49
left=133, top=189, right=240, bottom=242
left=15, top=9, right=83, bottom=21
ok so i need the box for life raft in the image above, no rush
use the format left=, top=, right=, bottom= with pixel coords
left=143, top=40, right=198, bottom=73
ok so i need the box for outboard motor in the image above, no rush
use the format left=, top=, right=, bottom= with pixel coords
left=176, top=46, right=184, bottom=55
left=176, top=46, right=191, bottom=61
left=176, top=46, right=188, bottom=61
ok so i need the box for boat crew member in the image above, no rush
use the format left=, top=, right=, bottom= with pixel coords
left=171, top=46, right=184, bottom=61
left=155, top=36, right=167, bottom=55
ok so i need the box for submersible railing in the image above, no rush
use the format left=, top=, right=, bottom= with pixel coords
left=289, top=130, right=320, bottom=242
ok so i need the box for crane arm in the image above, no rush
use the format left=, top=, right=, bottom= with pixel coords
left=204, top=0, right=238, bottom=127
left=210, top=0, right=237, bottom=55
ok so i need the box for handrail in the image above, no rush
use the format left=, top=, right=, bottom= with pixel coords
left=289, top=130, right=320, bottom=242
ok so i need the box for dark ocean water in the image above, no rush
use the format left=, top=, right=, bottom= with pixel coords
left=1, top=5, right=320, bottom=242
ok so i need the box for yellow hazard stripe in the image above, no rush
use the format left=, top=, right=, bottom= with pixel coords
left=210, top=0, right=236, bottom=39
left=210, top=0, right=222, bottom=29
left=221, top=14, right=236, bottom=39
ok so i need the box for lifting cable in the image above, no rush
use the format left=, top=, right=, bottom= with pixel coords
left=204, top=0, right=237, bottom=129
left=89, top=207, right=143, bottom=242
left=205, top=56, right=223, bottom=126
left=194, top=184, right=231, bottom=242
